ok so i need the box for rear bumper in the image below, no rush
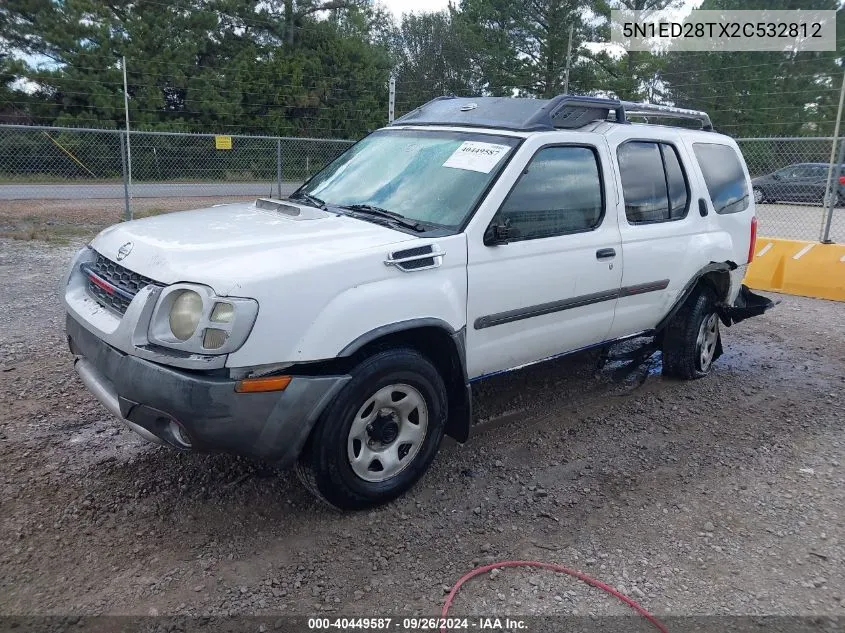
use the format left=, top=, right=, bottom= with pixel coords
left=67, top=314, right=350, bottom=467
left=721, top=284, right=776, bottom=325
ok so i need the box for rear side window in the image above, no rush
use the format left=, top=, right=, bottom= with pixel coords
left=693, top=143, right=750, bottom=214
left=497, top=145, right=604, bottom=241
left=617, top=141, right=689, bottom=224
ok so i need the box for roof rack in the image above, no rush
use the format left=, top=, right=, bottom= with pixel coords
left=390, top=95, right=713, bottom=132
left=621, top=101, right=713, bottom=131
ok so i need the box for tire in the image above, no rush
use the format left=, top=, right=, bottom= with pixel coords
left=295, top=347, right=447, bottom=510
left=823, top=190, right=844, bottom=208
left=661, top=287, right=722, bottom=380
left=752, top=187, right=766, bottom=204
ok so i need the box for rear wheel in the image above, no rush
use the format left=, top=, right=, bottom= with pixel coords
left=753, top=187, right=766, bottom=204
left=662, top=288, right=721, bottom=379
left=823, top=190, right=844, bottom=208
left=295, top=347, right=447, bottom=510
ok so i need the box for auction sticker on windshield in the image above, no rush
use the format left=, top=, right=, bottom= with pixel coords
left=443, top=141, right=511, bottom=173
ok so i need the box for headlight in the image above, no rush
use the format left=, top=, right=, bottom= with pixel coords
left=169, top=290, right=203, bottom=340
left=147, top=283, right=258, bottom=355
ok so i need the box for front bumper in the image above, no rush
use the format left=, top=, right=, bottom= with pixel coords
left=67, top=314, right=350, bottom=467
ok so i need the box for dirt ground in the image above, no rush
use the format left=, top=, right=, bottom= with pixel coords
left=0, top=197, right=254, bottom=243
left=1, top=236, right=844, bottom=622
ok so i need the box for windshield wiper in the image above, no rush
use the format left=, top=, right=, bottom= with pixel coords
left=288, top=192, right=326, bottom=209
left=340, top=204, right=426, bottom=232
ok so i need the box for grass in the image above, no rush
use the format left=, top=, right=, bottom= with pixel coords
left=0, top=205, right=188, bottom=244
left=0, top=223, right=97, bottom=245
left=134, top=207, right=175, bottom=219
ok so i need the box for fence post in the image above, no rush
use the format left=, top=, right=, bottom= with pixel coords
left=276, top=138, right=283, bottom=199
left=821, top=67, right=845, bottom=243
left=119, top=131, right=132, bottom=221
left=821, top=137, right=844, bottom=244
left=388, top=76, right=395, bottom=123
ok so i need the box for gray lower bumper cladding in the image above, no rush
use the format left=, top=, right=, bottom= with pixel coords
left=67, top=315, right=350, bottom=467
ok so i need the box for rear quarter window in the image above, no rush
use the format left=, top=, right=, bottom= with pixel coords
left=693, top=143, right=750, bottom=215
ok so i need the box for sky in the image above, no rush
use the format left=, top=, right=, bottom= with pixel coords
left=377, top=0, right=705, bottom=21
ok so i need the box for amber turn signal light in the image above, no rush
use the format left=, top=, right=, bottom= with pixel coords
left=234, top=375, right=292, bottom=393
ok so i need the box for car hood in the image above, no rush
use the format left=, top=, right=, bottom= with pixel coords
left=90, top=200, right=417, bottom=293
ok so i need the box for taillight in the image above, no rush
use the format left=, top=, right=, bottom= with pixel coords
left=839, top=175, right=845, bottom=185
left=748, top=216, right=758, bottom=264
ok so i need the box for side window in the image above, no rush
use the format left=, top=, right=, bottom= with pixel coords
left=617, top=141, right=689, bottom=224
left=693, top=143, right=750, bottom=215
left=497, top=146, right=604, bottom=241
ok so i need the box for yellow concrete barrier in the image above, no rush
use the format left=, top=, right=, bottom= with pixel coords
left=745, top=238, right=845, bottom=302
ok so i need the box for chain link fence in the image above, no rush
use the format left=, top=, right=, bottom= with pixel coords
left=0, top=124, right=842, bottom=244
left=737, top=136, right=844, bottom=244
left=0, top=124, right=354, bottom=217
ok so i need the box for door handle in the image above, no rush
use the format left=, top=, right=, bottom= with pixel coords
left=699, top=198, right=708, bottom=217
left=596, top=248, right=616, bottom=260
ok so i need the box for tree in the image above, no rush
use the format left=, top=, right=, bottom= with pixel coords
left=587, top=0, right=684, bottom=101
left=390, top=10, right=476, bottom=114
left=454, top=0, right=603, bottom=98
left=662, top=0, right=844, bottom=137
left=0, top=0, right=392, bottom=136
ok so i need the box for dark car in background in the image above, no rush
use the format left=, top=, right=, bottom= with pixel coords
left=751, top=163, right=845, bottom=206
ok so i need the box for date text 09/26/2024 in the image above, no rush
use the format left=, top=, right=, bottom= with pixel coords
left=307, top=617, right=528, bottom=631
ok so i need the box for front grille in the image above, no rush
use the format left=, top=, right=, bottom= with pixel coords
left=84, top=252, right=161, bottom=315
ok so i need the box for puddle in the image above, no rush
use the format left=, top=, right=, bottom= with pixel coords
left=65, top=421, right=152, bottom=469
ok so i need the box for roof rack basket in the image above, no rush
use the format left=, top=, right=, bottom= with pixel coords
left=535, top=96, right=713, bottom=131
left=525, top=95, right=627, bottom=130
left=621, top=101, right=713, bottom=131
left=390, top=94, right=713, bottom=132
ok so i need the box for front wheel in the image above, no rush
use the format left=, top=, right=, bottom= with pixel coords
left=662, top=288, right=722, bottom=379
left=753, top=187, right=766, bottom=204
left=295, top=347, right=447, bottom=510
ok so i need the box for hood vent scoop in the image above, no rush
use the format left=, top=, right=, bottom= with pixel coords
left=384, top=244, right=444, bottom=272
left=255, top=198, right=330, bottom=220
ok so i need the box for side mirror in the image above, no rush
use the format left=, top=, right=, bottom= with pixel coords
left=772, top=173, right=781, bottom=180
left=484, top=218, right=512, bottom=246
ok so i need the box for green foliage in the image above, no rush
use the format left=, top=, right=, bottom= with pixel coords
left=390, top=10, right=477, bottom=114
left=0, top=0, right=391, bottom=136
left=0, top=0, right=842, bottom=138
left=662, top=0, right=844, bottom=137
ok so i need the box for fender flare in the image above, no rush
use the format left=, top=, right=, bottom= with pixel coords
left=655, top=262, right=735, bottom=333
left=339, top=318, right=459, bottom=357
left=339, top=319, right=472, bottom=444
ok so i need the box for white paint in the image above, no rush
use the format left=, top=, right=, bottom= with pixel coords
left=442, top=141, right=510, bottom=173
left=792, top=244, right=815, bottom=260
left=756, top=242, right=773, bottom=257
left=604, top=125, right=749, bottom=339
left=464, top=130, right=623, bottom=378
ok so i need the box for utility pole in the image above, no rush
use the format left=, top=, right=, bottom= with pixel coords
left=388, top=75, right=396, bottom=123
left=122, top=56, right=133, bottom=220
left=821, top=66, right=845, bottom=243
left=563, top=24, right=574, bottom=95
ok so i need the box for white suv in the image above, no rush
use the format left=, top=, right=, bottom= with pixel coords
left=62, top=96, right=773, bottom=509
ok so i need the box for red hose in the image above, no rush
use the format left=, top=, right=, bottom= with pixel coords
left=440, top=560, right=669, bottom=633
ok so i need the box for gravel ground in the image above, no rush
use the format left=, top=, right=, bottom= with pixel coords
left=1, top=236, right=844, bottom=621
